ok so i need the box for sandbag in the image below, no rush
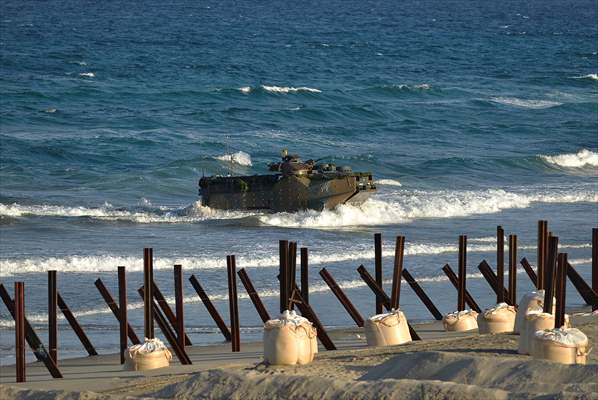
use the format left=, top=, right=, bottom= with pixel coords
left=263, top=310, right=317, bottom=366
left=443, top=310, right=478, bottom=332
left=518, top=311, right=554, bottom=355
left=364, top=310, right=412, bottom=347
left=478, top=303, right=516, bottom=334
left=514, top=290, right=555, bottom=334
left=124, top=338, right=172, bottom=371
left=531, top=328, right=590, bottom=365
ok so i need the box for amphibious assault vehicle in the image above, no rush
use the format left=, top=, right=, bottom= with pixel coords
left=198, top=150, right=376, bottom=212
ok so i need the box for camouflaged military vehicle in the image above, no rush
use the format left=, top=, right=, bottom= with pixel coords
left=199, top=150, right=376, bottom=212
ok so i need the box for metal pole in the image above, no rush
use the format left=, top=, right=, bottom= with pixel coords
left=478, top=260, right=511, bottom=303
left=319, top=268, right=364, bottom=327
left=57, top=292, right=97, bottom=356
left=94, top=278, right=141, bottom=344
left=458, top=235, right=466, bottom=311
left=442, top=264, right=481, bottom=312
left=143, top=248, right=154, bottom=339
left=118, top=266, right=127, bottom=364
left=279, top=240, right=289, bottom=313
left=566, top=262, right=598, bottom=308
left=152, top=283, right=193, bottom=345
left=174, top=265, right=185, bottom=348
left=300, top=247, right=309, bottom=304
left=537, top=220, right=548, bottom=290
left=390, top=236, right=405, bottom=310
left=238, top=268, right=271, bottom=323
left=520, top=257, right=538, bottom=287
left=555, top=253, right=567, bottom=328
left=402, top=269, right=444, bottom=320
left=48, top=270, right=58, bottom=365
left=288, top=242, right=297, bottom=310
left=508, top=235, right=517, bottom=306
left=189, top=274, right=232, bottom=341
left=543, top=236, right=558, bottom=314
left=593, top=228, right=598, bottom=311
left=15, top=282, right=25, bottom=383
left=496, top=226, right=505, bottom=304
left=374, top=233, right=383, bottom=314
left=227, top=255, right=240, bottom=352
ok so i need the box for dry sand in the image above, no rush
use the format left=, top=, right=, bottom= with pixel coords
left=1, top=314, right=597, bottom=399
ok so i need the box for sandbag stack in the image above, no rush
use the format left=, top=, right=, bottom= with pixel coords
left=124, top=337, right=172, bottom=371
left=263, top=310, right=317, bottom=366
left=365, top=309, right=412, bottom=347
left=531, top=328, right=590, bottom=365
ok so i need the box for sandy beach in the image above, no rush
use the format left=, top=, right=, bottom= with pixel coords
left=1, top=312, right=596, bottom=399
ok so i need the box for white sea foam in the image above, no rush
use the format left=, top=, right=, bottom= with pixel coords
left=79, top=72, right=95, bottom=78
left=239, top=86, right=252, bottom=93
left=540, top=149, right=598, bottom=168
left=490, top=97, right=562, bottom=109
left=572, top=73, right=598, bottom=81
left=261, top=85, right=321, bottom=93
left=214, top=151, right=253, bottom=166
left=376, top=179, right=402, bottom=187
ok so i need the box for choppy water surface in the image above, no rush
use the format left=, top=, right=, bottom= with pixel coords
left=1, top=0, right=597, bottom=362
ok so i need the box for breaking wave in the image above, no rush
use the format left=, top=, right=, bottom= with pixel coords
left=213, top=151, right=253, bottom=166
left=79, top=72, right=95, bottom=78
left=489, top=97, right=562, bottom=109
left=376, top=179, right=402, bottom=187
left=540, top=149, right=598, bottom=169
left=572, top=73, right=598, bottom=81
left=239, top=85, right=321, bottom=94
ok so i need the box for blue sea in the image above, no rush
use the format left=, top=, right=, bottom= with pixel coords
left=1, top=0, right=597, bottom=363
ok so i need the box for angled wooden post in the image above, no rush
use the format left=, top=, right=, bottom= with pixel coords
left=477, top=260, right=511, bottom=303
left=57, top=292, right=97, bottom=356
left=189, top=274, right=232, bottom=341
left=442, top=264, right=481, bottom=312
left=520, top=258, right=538, bottom=287
left=566, top=262, right=598, bottom=308
left=94, top=278, right=141, bottom=344
left=319, top=268, right=364, bottom=327
left=238, top=268, right=271, bottom=323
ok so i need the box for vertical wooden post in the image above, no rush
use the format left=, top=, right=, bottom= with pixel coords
left=537, top=220, right=548, bottom=290
left=496, top=226, right=505, bottom=304
left=300, top=247, right=309, bottom=304
left=543, top=236, right=558, bottom=314
left=555, top=253, right=567, bottom=328
left=390, top=236, right=405, bottom=310
left=174, top=264, right=185, bottom=348
left=117, top=266, right=127, bottom=364
left=48, top=270, right=57, bottom=365
left=227, top=255, right=240, bottom=352
left=15, top=282, right=25, bottom=383
left=508, top=235, right=517, bottom=306
left=279, top=240, right=289, bottom=313
left=593, top=228, right=598, bottom=311
left=458, top=235, right=466, bottom=311
left=374, top=233, right=383, bottom=314
left=143, top=248, right=154, bottom=339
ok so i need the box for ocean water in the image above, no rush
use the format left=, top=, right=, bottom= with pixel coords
left=1, top=0, right=597, bottom=363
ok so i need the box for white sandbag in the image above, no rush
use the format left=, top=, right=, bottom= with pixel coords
left=124, top=337, right=172, bottom=371
left=443, top=310, right=478, bottom=332
left=364, top=309, right=412, bottom=347
left=518, top=311, right=554, bottom=355
left=263, top=310, right=317, bottom=366
left=478, top=302, right=517, bottom=334
left=531, top=328, right=590, bottom=365
left=514, top=290, right=555, bottom=334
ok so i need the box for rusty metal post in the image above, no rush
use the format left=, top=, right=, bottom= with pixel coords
left=94, top=278, right=141, bottom=344
left=543, top=236, right=559, bottom=314
left=566, top=262, right=598, bottom=308
left=319, top=268, right=364, bottom=327
left=288, top=242, right=297, bottom=310
left=390, top=236, right=405, bottom=310
left=374, top=233, right=383, bottom=314
left=556, top=253, right=567, bottom=328
left=57, top=292, right=97, bottom=356
left=508, top=235, right=517, bottom=306
left=496, top=226, right=505, bottom=304
left=537, top=220, right=548, bottom=290
left=238, top=268, right=271, bottom=323
left=227, top=255, right=240, bottom=352
left=152, top=283, right=193, bottom=345
left=458, top=235, right=466, bottom=311
left=356, top=265, right=421, bottom=340
left=189, top=274, right=232, bottom=341
left=15, top=282, right=25, bottom=383
left=279, top=240, right=289, bottom=313
left=478, top=260, right=511, bottom=303
left=48, top=270, right=58, bottom=365
left=300, top=247, right=309, bottom=304
left=402, top=269, right=443, bottom=320
left=174, top=264, right=185, bottom=348
left=593, top=228, right=598, bottom=311
left=143, top=247, right=154, bottom=339
left=520, top=257, right=538, bottom=287
left=442, top=264, right=481, bottom=312
left=118, top=266, right=127, bottom=364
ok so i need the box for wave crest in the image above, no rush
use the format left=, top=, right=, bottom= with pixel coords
left=540, top=149, right=598, bottom=168
left=214, top=151, right=253, bottom=166
left=490, top=97, right=562, bottom=109
left=572, top=73, right=598, bottom=81
left=239, top=85, right=321, bottom=94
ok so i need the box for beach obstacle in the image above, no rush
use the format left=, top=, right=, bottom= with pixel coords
left=508, top=234, right=518, bottom=306
left=189, top=274, right=232, bottom=341
left=238, top=268, right=271, bottom=323
left=151, top=281, right=193, bottom=346
left=174, top=265, right=185, bottom=349
left=441, top=264, right=481, bottom=312
left=520, top=258, right=538, bottom=287
left=374, top=233, right=384, bottom=314
left=477, top=261, right=511, bottom=303
left=227, top=255, right=241, bottom=352
left=15, top=282, right=25, bottom=382
left=118, top=266, right=128, bottom=364
left=443, top=235, right=478, bottom=332
left=95, top=278, right=141, bottom=344
left=319, top=268, right=365, bottom=327
left=301, top=247, right=309, bottom=304
left=478, top=227, right=516, bottom=334
left=356, top=265, right=421, bottom=341
left=0, top=283, right=63, bottom=379
left=566, top=262, right=598, bottom=308
left=593, top=228, right=598, bottom=311
left=537, top=220, right=548, bottom=290
left=48, top=270, right=58, bottom=365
